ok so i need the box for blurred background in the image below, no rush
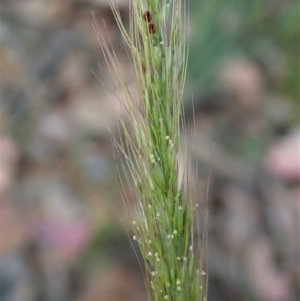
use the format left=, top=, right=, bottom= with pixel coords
left=0, top=0, right=299, bottom=301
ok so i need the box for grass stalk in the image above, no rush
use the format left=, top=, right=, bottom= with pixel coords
left=93, top=1, right=208, bottom=300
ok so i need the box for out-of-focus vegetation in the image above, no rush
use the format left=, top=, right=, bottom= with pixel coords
left=188, top=0, right=299, bottom=111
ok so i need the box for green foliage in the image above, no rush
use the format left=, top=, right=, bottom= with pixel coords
left=79, top=225, right=128, bottom=268
left=94, top=0, right=207, bottom=300
left=188, top=0, right=299, bottom=103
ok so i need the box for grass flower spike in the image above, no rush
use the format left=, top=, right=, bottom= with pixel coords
left=93, top=0, right=207, bottom=300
